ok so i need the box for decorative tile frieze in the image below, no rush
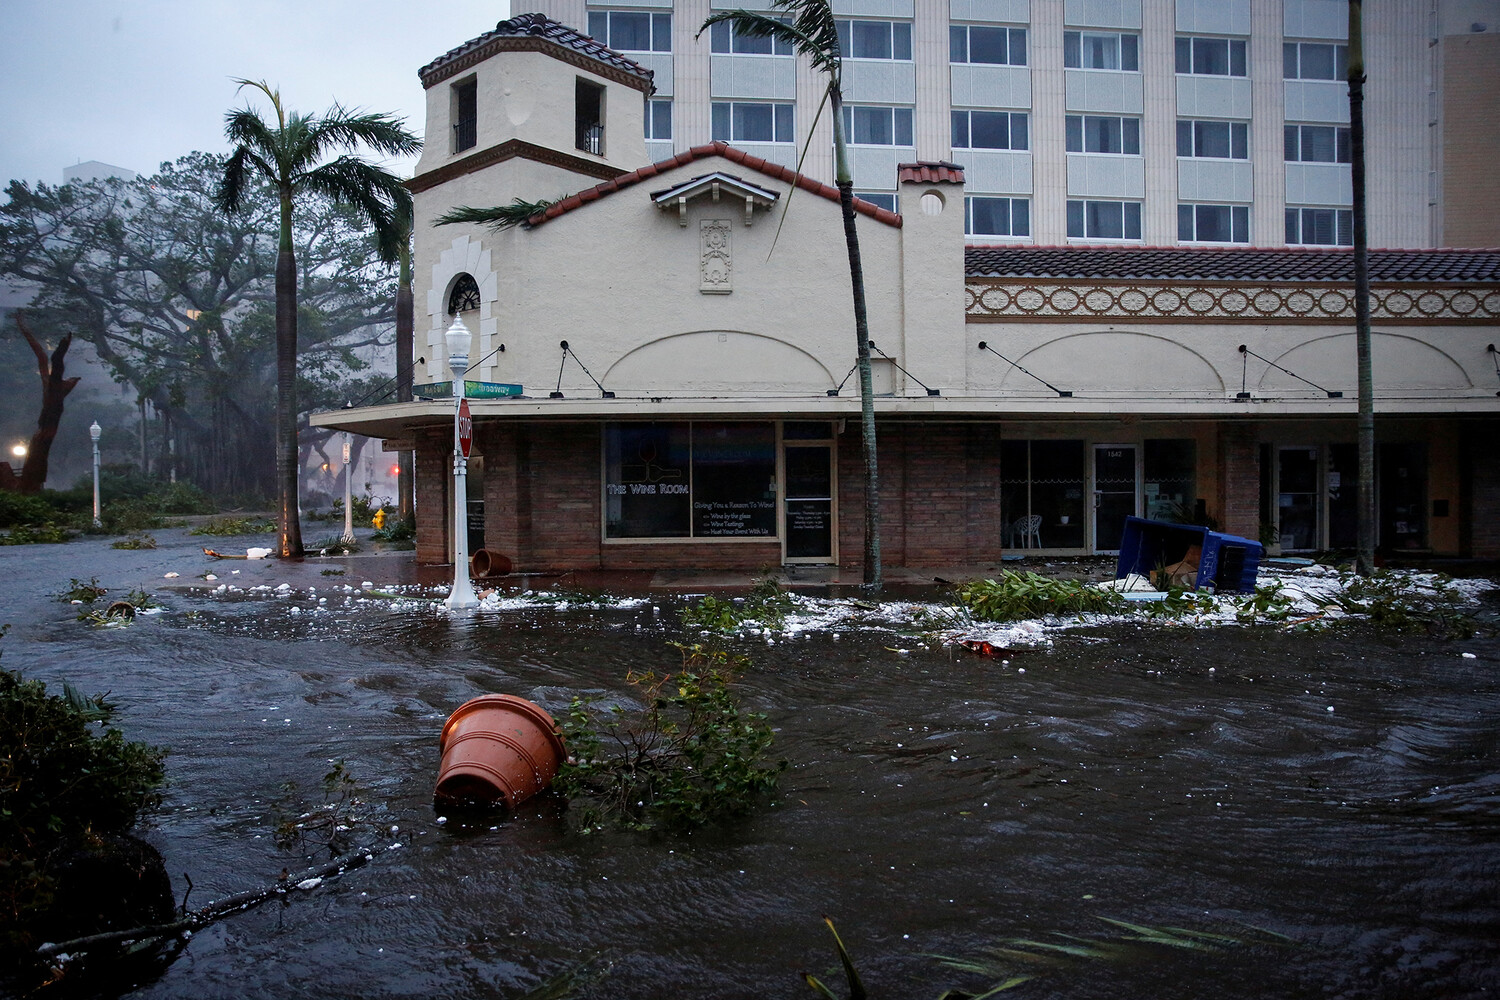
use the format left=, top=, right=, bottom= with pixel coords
left=965, top=280, right=1500, bottom=324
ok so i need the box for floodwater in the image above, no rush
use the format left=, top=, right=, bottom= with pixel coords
left=3, top=530, right=1498, bottom=1000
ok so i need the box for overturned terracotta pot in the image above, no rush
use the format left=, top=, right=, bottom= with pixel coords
left=435, top=694, right=566, bottom=810
left=469, top=548, right=512, bottom=579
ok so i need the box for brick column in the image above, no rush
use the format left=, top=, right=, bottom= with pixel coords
left=414, top=428, right=450, bottom=565
left=1216, top=422, right=1260, bottom=541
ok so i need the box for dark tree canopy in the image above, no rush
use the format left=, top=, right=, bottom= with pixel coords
left=0, top=152, right=399, bottom=498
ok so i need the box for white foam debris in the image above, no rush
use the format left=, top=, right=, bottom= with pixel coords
left=164, top=572, right=180, bottom=579
left=246, top=547, right=271, bottom=559
left=205, top=574, right=217, bottom=581
left=295, top=877, right=323, bottom=890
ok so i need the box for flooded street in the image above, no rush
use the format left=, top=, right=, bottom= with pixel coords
left=3, top=531, right=1499, bottom=999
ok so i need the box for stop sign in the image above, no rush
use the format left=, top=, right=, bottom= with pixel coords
left=457, top=397, right=473, bottom=458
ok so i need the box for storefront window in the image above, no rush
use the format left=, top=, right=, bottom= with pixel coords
left=604, top=422, right=775, bottom=539
left=1144, top=439, right=1196, bottom=522
left=1000, top=439, right=1086, bottom=549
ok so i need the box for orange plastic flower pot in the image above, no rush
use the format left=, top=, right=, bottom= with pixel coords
left=435, top=694, right=566, bottom=810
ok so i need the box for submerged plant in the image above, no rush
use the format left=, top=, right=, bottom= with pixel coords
left=59, top=577, right=107, bottom=603
left=272, top=760, right=368, bottom=858
left=956, top=572, right=1125, bottom=622
left=0, top=632, right=167, bottom=962
left=111, top=533, right=157, bottom=550
left=803, top=917, right=868, bottom=1000
left=311, top=535, right=360, bottom=556
left=1331, top=570, right=1482, bottom=637
left=554, top=643, right=785, bottom=833
left=0, top=523, right=70, bottom=545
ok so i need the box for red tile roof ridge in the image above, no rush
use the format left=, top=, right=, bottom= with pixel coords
left=526, top=141, right=903, bottom=228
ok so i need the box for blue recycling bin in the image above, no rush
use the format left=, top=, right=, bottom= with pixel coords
left=1115, top=516, right=1263, bottom=593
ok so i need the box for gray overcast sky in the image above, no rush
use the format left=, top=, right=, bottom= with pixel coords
left=0, top=1, right=515, bottom=186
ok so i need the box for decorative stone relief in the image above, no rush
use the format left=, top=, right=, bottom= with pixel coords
left=700, top=220, right=732, bottom=294
left=965, top=280, right=1500, bottom=324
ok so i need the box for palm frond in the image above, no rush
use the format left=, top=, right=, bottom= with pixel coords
left=307, top=104, right=423, bottom=162
left=223, top=107, right=284, bottom=163
left=297, top=155, right=409, bottom=256
left=232, top=78, right=285, bottom=130
left=434, top=199, right=556, bottom=232
left=700, top=2, right=840, bottom=76
left=216, top=145, right=277, bottom=215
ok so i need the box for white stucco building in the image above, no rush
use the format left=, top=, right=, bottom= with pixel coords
left=315, top=12, right=1500, bottom=575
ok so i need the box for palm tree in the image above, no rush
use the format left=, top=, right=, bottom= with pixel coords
left=1346, top=1, right=1375, bottom=577
left=217, top=80, right=420, bottom=558
left=700, top=1, right=882, bottom=591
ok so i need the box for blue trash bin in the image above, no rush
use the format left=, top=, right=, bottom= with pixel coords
left=1116, top=517, right=1263, bottom=593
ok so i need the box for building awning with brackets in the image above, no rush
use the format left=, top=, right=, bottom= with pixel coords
left=650, top=171, right=779, bottom=226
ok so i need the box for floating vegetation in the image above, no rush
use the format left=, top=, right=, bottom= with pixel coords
left=189, top=516, right=275, bottom=536
left=111, top=532, right=157, bottom=550
left=929, top=916, right=1295, bottom=996
left=554, top=643, right=785, bottom=833
left=680, top=576, right=797, bottom=633
left=59, top=577, right=108, bottom=603
left=956, top=572, right=1126, bottom=622
left=311, top=536, right=360, bottom=556
left=79, top=588, right=158, bottom=625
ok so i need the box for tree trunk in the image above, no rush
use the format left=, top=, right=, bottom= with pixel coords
left=14, top=312, right=81, bottom=494
left=830, top=89, right=881, bottom=591
left=1349, top=0, right=1375, bottom=576
left=396, top=241, right=415, bottom=521
left=276, top=240, right=304, bottom=557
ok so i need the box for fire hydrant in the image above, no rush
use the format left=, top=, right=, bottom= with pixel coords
left=372, top=507, right=387, bottom=530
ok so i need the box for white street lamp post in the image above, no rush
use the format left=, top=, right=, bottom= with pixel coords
left=89, top=421, right=102, bottom=528
left=445, top=316, right=479, bottom=610
left=341, top=431, right=355, bottom=544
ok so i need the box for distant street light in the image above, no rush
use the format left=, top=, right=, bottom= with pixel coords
left=89, top=421, right=102, bottom=528
left=445, top=316, right=479, bottom=610
left=10, top=443, right=26, bottom=459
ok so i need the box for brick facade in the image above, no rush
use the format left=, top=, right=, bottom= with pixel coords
left=1216, top=423, right=1260, bottom=542
left=416, top=419, right=1010, bottom=572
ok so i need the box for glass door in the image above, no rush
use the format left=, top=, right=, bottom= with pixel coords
left=1093, top=444, right=1138, bottom=552
left=1277, top=447, right=1319, bottom=550
left=783, top=444, right=835, bottom=562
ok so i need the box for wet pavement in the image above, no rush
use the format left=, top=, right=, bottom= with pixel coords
left=2, top=526, right=1498, bottom=999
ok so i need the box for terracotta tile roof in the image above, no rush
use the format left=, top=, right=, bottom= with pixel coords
left=898, top=161, right=966, bottom=185
left=964, top=245, right=1500, bottom=282
left=526, top=142, right=904, bottom=228
left=418, top=13, right=654, bottom=89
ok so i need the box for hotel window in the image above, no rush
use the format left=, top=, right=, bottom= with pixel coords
left=856, top=192, right=899, bottom=213
left=951, top=110, right=1028, bottom=150
left=837, top=19, right=912, bottom=60
left=966, top=196, right=1030, bottom=238
left=645, top=99, right=672, bottom=141
left=1285, top=124, right=1351, bottom=163
left=710, top=17, right=794, bottom=55
left=451, top=77, right=477, bottom=153
left=1286, top=207, right=1353, bottom=245
left=1067, top=200, right=1142, bottom=240
left=588, top=10, right=671, bottom=52
left=1177, top=119, right=1249, bottom=159
left=712, top=102, right=794, bottom=143
left=1175, top=36, right=1248, bottom=76
left=604, top=422, right=776, bottom=540
left=950, top=24, right=1027, bottom=65
left=1179, top=204, right=1250, bottom=243
left=843, top=105, right=914, bottom=146
left=1066, top=115, right=1141, bottom=155
left=1284, top=41, right=1348, bottom=80
left=1064, top=31, right=1140, bottom=71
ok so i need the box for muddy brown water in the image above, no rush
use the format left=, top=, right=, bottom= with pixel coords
left=3, top=532, right=1498, bottom=999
